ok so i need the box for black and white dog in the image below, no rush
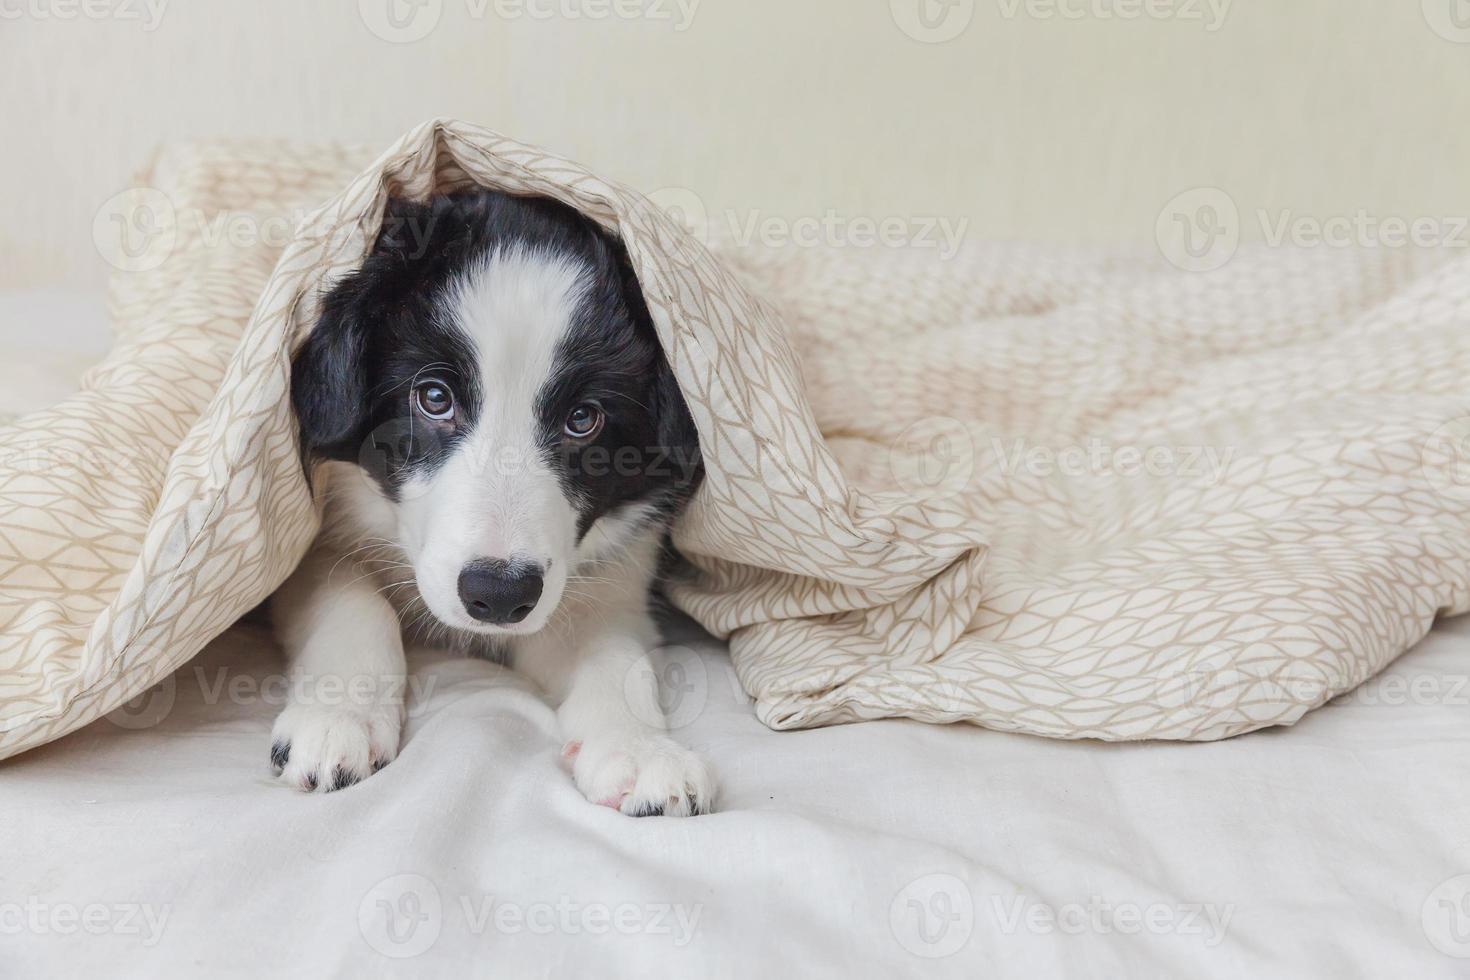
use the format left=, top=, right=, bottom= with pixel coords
left=270, top=190, right=711, bottom=816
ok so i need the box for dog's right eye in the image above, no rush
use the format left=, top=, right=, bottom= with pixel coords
left=413, top=381, right=455, bottom=421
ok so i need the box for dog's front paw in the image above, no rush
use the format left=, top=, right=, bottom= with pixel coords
left=563, top=733, right=713, bottom=817
left=270, top=701, right=402, bottom=792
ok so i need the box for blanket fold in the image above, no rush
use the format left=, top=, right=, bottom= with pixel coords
left=2, top=119, right=1468, bottom=759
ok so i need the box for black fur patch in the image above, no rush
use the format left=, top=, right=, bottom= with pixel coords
left=290, top=190, right=703, bottom=522
left=536, top=220, right=703, bottom=539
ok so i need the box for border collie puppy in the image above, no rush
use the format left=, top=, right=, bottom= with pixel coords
left=270, top=190, right=711, bottom=816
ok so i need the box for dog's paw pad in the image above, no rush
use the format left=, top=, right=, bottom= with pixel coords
left=269, top=701, right=402, bottom=793
left=572, top=735, right=713, bottom=817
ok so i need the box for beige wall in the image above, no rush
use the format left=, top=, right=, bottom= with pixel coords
left=6, top=0, right=1470, bottom=288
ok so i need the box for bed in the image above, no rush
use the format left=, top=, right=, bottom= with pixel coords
left=4, top=288, right=1468, bottom=978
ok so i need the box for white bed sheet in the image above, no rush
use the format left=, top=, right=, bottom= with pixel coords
left=4, top=292, right=1469, bottom=979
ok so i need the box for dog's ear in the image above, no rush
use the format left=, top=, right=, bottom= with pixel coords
left=604, top=231, right=705, bottom=492
left=292, top=197, right=438, bottom=461
left=374, top=196, right=443, bottom=264
left=652, top=350, right=703, bottom=494
left=291, top=284, right=370, bottom=461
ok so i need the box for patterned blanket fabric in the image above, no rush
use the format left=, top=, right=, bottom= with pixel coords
left=2, top=120, right=1468, bottom=758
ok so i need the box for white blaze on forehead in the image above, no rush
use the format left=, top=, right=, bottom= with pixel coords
left=395, top=244, right=590, bottom=633
left=449, top=245, right=592, bottom=437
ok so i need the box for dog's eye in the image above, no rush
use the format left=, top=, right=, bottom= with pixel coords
left=564, top=403, right=604, bottom=440
left=414, top=381, right=455, bottom=421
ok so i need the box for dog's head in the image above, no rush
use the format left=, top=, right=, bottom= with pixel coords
left=291, top=191, right=702, bottom=636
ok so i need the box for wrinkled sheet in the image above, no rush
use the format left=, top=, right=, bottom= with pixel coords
left=0, top=286, right=1459, bottom=973
left=6, top=612, right=1469, bottom=978
left=5, top=257, right=1468, bottom=979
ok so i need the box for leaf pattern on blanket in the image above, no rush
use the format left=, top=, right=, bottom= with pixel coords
left=2, top=121, right=1468, bottom=758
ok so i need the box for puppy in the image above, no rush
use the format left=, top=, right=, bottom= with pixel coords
left=270, top=190, right=711, bottom=816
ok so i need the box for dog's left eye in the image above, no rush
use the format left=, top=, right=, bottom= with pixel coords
left=414, top=381, right=455, bottom=421
left=564, top=403, right=604, bottom=440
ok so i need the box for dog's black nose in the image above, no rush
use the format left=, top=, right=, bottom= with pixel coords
left=457, top=560, right=544, bottom=625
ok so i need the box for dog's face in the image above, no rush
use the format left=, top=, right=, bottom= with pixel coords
left=291, top=192, right=701, bottom=636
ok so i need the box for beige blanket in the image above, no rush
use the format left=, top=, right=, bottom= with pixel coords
left=3, top=120, right=1469, bottom=759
